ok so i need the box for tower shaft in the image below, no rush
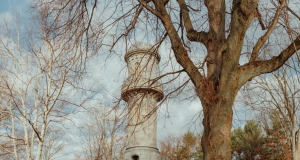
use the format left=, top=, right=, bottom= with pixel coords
left=122, top=44, right=163, bottom=160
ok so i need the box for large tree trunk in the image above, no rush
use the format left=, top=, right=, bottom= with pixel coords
left=199, top=76, right=238, bottom=160
left=201, top=100, right=234, bottom=159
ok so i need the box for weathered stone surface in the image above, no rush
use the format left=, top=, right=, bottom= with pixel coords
left=122, top=44, right=163, bottom=160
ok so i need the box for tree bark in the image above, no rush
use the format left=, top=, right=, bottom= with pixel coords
left=198, top=68, right=240, bottom=160
left=295, top=131, right=300, bottom=160
left=36, top=115, right=47, bottom=160
left=201, top=98, right=235, bottom=159
left=10, top=104, right=19, bottom=160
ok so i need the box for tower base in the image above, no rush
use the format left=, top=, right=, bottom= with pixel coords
left=123, top=146, right=161, bottom=160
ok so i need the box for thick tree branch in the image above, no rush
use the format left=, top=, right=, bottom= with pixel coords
left=163, top=0, right=169, bottom=6
left=238, top=35, right=300, bottom=88
left=137, top=0, right=163, bottom=19
left=145, top=0, right=204, bottom=95
left=250, top=1, right=286, bottom=62
left=177, top=0, right=208, bottom=46
left=186, top=31, right=209, bottom=46
left=204, top=0, right=225, bottom=40
left=222, top=0, right=258, bottom=77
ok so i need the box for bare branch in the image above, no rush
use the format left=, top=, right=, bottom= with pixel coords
left=124, top=5, right=143, bottom=37
left=28, top=120, right=42, bottom=142
left=250, top=1, right=286, bottom=62
left=256, top=7, right=266, bottom=30
left=238, top=35, right=300, bottom=88
left=137, top=0, right=163, bottom=19
left=287, top=6, right=300, bottom=21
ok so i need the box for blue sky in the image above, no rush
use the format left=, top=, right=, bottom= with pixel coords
left=0, top=0, right=14, bottom=12
left=0, top=0, right=27, bottom=13
left=0, top=0, right=30, bottom=23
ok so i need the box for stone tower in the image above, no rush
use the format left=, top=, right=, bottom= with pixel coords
left=121, top=44, right=163, bottom=160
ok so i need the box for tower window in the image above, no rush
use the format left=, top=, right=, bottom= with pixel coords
left=132, top=155, right=139, bottom=160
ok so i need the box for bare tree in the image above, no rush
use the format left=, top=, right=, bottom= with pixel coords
left=241, top=58, right=300, bottom=160
left=32, top=0, right=300, bottom=159
left=0, top=6, right=90, bottom=160
left=79, top=104, right=127, bottom=160
left=42, top=129, right=66, bottom=160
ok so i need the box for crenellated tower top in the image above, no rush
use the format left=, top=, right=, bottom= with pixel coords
left=121, top=44, right=163, bottom=102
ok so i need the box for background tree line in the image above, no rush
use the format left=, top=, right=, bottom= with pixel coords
left=160, top=118, right=293, bottom=160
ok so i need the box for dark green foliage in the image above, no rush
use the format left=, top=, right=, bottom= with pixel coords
left=231, top=120, right=265, bottom=159
left=231, top=119, right=292, bottom=159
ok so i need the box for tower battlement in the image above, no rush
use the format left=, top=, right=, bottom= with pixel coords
left=125, top=44, right=160, bottom=63
left=121, top=45, right=163, bottom=102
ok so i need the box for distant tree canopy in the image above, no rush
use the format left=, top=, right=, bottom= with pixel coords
left=231, top=120, right=265, bottom=159
left=231, top=120, right=292, bottom=160
left=160, top=131, right=203, bottom=160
